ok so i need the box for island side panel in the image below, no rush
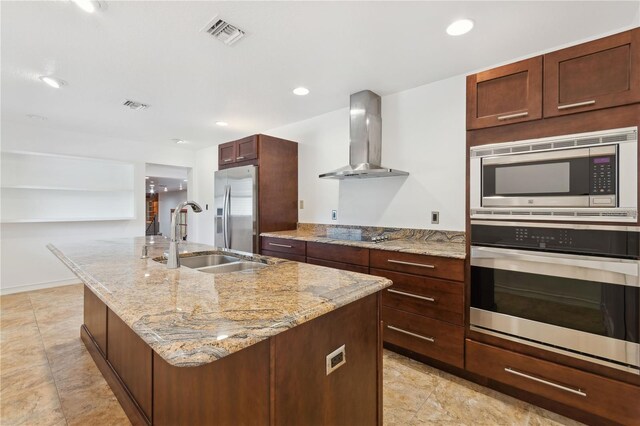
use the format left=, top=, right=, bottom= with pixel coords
left=153, top=339, right=271, bottom=426
left=273, top=292, right=380, bottom=426
left=107, top=309, right=153, bottom=422
left=83, top=285, right=107, bottom=355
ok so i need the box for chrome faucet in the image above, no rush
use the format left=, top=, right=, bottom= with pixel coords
left=167, top=201, right=203, bottom=269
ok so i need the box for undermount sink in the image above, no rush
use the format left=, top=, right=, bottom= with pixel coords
left=197, top=261, right=268, bottom=274
left=179, top=254, right=241, bottom=269
left=167, top=253, right=268, bottom=275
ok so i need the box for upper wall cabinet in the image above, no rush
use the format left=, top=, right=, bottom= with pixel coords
left=218, top=136, right=258, bottom=168
left=544, top=28, right=640, bottom=117
left=466, top=57, right=543, bottom=130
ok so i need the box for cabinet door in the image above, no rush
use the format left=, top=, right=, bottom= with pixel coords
left=84, top=286, right=107, bottom=356
left=235, top=136, right=258, bottom=162
left=218, top=141, right=236, bottom=167
left=544, top=28, right=640, bottom=117
left=466, top=56, right=542, bottom=129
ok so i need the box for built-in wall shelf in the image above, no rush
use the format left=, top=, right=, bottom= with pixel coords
left=1, top=151, right=135, bottom=223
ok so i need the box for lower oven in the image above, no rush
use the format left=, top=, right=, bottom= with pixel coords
left=470, top=221, right=640, bottom=374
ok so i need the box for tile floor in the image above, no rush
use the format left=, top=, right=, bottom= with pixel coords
left=0, top=284, right=583, bottom=426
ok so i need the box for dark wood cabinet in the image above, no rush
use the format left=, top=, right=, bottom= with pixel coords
left=370, top=249, right=465, bottom=282
left=466, top=56, right=543, bottom=129
left=107, top=310, right=153, bottom=422
left=274, top=293, right=380, bottom=426
left=307, top=242, right=369, bottom=269
left=382, top=307, right=464, bottom=369
left=260, top=237, right=306, bottom=257
left=83, top=285, right=107, bottom=356
left=153, top=341, right=270, bottom=426
left=218, top=141, right=236, bottom=166
left=544, top=28, right=640, bottom=117
left=217, top=135, right=260, bottom=168
left=466, top=340, right=640, bottom=425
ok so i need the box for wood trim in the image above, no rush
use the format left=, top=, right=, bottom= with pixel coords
left=80, top=326, right=150, bottom=426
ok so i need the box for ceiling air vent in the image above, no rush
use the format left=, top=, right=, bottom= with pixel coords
left=203, top=18, right=245, bottom=46
left=123, top=100, right=150, bottom=111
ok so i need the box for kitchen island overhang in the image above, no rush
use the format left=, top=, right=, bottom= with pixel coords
left=49, top=236, right=391, bottom=425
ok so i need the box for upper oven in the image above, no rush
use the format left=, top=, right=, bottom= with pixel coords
left=470, top=127, right=638, bottom=222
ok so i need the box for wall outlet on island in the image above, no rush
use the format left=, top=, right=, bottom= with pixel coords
left=299, top=200, right=304, bottom=209
left=331, top=210, right=337, bottom=221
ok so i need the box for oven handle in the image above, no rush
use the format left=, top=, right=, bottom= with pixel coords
left=471, top=246, right=639, bottom=286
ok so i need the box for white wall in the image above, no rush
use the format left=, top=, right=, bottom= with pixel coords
left=191, top=145, right=219, bottom=246
left=0, top=121, right=195, bottom=294
left=264, top=74, right=467, bottom=231
left=158, top=190, right=188, bottom=237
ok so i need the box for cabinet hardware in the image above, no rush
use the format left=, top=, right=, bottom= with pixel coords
left=557, top=100, right=596, bottom=110
left=497, top=111, right=529, bottom=120
left=236, top=156, right=245, bottom=160
left=387, top=325, right=435, bottom=343
left=224, top=159, right=233, bottom=163
left=387, top=289, right=435, bottom=302
left=388, top=259, right=435, bottom=269
left=504, top=367, right=587, bottom=396
left=269, top=242, right=293, bottom=248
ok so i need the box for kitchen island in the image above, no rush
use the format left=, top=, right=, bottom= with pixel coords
left=48, top=236, right=392, bottom=426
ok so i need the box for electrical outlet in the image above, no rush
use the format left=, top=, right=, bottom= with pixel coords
left=431, top=211, right=439, bottom=224
left=331, top=210, right=337, bottom=221
left=299, top=200, right=304, bottom=209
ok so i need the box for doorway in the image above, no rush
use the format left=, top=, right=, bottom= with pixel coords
left=145, top=164, right=191, bottom=238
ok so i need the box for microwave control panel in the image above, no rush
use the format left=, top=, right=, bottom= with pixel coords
left=590, top=156, right=616, bottom=195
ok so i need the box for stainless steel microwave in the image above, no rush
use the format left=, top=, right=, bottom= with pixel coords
left=470, top=127, right=638, bottom=222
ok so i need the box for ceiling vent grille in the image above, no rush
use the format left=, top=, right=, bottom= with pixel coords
left=123, top=100, right=150, bottom=111
left=204, top=18, right=245, bottom=46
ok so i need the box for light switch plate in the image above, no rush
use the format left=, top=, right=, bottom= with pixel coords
left=331, top=210, right=337, bottom=221
left=299, top=200, right=304, bottom=209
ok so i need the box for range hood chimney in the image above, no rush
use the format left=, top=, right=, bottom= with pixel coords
left=319, top=90, right=409, bottom=179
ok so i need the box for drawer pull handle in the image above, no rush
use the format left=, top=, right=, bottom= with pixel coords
left=387, top=289, right=435, bottom=303
left=269, top=242, right=293, bottom=248
left=497, top=111, right=528, bottom=121
left=557, top=100, right=595, bottom=110
left=387, top=325, right=435, bottom=343
left=236, top=156, right=245, bottom=160
left=504, top=368, right=586, bottom=397
left=388, top=259, right=435, bottom=269
left=223, top=159, right=233, bottom=162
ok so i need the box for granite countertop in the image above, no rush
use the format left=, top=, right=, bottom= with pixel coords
left=48, top=236, right=391, bottom=367
left=261, top=225, right=467, bottom=259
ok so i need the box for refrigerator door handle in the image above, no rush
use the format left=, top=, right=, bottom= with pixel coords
left=222, top=185, right=231, bottom=248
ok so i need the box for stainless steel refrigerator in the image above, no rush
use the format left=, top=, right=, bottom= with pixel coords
left=214, top=165, right=258, bottom=253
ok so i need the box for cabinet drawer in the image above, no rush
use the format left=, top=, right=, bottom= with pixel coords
left=307, top=257, right=369, bottom=274
left=261, top=237, right=306, bottom=256
left=544, top=28, right=640, bottom=117
left=370, top=250, right=464, bottom=282
left=466, top=340, right=640, bottom=425
left=372, top=269, right=463, bottom=326
left=307, top=242, right=369, bottom=267
left=260, top=249, right=306, bottom=263
left=466, top=56, right=543, bottom=129
left=382, top=307, right=464, bottom=368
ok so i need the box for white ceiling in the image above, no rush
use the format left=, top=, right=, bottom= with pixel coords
left=146, top=176, right=187, bottom=194
left=2, top=1, right=639, bottom=150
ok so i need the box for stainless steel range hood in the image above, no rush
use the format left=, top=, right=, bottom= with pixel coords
left=319, top=90, right=409, bottom=179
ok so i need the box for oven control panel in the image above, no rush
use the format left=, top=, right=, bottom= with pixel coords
left=472, top=223, right=639, bottom=259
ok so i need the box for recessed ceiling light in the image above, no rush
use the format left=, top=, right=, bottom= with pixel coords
left=164, top=187, right=168, bottom=192
left=172, top=138, right=187, bottom=144
left=215, top=121, right=228, bottom=127
left=71, top=0, right=103, bottom=13
left=145, top=176, right=149, bottom=180
left=27, top=114, right=48, bottom=120
left=293, top=87, right=310, bottom=96
left=39, top=76, right=66, bottom=89
left=183, top=179, right=188, bottom=182
left=446, top=19, right=474, bottom=36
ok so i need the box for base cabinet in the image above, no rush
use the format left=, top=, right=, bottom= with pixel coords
left=83, top=287, right=382, bottom=426
left=466, top=340, right=640, bottom=425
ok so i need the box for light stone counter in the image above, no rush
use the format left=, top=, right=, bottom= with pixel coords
left=261, top=223, right=467, bottom=259
left=48, top=236, right=391, bottom=367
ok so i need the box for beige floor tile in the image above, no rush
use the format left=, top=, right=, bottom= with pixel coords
left=0, top=334, right=49, bottom=374
left=0, top=293, right=33, bottom=314
left=0, top=372, right=66, bottom=426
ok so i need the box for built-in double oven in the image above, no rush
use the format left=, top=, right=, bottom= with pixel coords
left=469, top=127, right=640, bottom=374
